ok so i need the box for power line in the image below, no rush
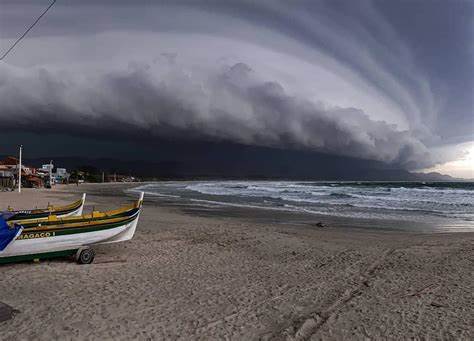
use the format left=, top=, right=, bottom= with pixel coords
left=0, top=0, right=57, bottom=61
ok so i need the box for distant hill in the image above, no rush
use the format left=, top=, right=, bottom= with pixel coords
left=411, top=172, right=458, bottom=182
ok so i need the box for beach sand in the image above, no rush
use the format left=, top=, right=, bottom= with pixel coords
left=1, top=184, right=473, bottom=340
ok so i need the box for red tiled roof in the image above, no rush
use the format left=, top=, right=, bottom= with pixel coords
left=0, top=156, right=19, bottom=166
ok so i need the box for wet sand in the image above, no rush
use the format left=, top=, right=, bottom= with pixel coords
left=1, top=183, right=473, bottom=340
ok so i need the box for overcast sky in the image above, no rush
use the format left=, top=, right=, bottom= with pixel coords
left=0, top=0, right=472, bottom=177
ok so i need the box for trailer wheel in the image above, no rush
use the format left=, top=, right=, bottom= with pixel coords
left=76, top=248, right=95, bottom=264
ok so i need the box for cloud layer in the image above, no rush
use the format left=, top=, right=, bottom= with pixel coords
left=0, top=0, right=472, bottom=171
left=0, top=58, right=436, bottom=169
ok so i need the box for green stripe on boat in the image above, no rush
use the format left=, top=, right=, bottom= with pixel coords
left=0, top=249, right=77, bottom=264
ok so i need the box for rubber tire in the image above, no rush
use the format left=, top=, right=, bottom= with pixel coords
left=76, top=248, right=95, bottom=264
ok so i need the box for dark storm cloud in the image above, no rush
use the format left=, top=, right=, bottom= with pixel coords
left=0, top=61, right=435, bottom=169
left=0, top=0, right=472, bottom=171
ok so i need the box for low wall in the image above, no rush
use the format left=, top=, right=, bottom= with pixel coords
left=0, top=177, right=14, bottom=189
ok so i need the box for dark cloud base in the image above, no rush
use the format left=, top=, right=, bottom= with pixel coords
left=0, top=61, right=435, bottom=170
left=0, top=131, right=451, bottom=181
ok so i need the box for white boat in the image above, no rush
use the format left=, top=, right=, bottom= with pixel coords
left=0, top=192, right=144, bottom=264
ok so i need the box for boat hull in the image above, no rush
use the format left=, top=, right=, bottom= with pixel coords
left=0, top=213, right=140, bottom=264
left=58, top=203, right=84, bottom=218
left=4, top=194, right=86, bottom=222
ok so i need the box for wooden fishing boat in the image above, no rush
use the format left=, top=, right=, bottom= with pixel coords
left=1, top=194, right=86, bottom=222
left=0, top=192, right=144, bottom=264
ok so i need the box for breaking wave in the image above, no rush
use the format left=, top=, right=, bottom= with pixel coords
left=132, top=181, right=474, bottom=228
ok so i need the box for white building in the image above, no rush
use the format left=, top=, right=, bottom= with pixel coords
left=54, top=168, right=70, bottom=183
left=41, top=164, right=54, bottom=172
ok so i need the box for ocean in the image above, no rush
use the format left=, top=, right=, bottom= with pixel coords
left=131, top=181, right=474, bottom=231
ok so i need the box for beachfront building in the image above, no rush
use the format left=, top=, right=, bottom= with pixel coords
left=39, top=163, right=54, bottom=186
left=54, top=168, right=70, bottom=184
left=0, top=157, right=19, bottom=190
left=0, top=166, right=15, bottom=190
left=41, top=163, right=53, bottom=172
left=105, top=174, right=139, bottom=182
left=0, top=157, right=21, bottom=171
left=0, top=156, right=47, bottom=189
left=24, top=174, right=44, bottom=188
left=38, top=164, right=71, bottom=185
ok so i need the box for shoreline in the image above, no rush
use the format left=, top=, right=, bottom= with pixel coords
left=128, top=182, right=473, bottom=233
left=1, top=183, right=473, bottom=339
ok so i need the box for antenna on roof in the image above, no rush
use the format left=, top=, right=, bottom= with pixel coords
left=0, top=0, right=57, bottom=61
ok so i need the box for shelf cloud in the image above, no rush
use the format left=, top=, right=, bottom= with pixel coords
left=0, top=0, right=472, bottom=171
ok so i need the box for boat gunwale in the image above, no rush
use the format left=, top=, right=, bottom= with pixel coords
left=5, top=195, right=86, bottom=220
left=13, top=202, right=137, bottom=227
left=18, top=209, right=140, bottom=233
left=18, top=211, right=140, bottom=235
left=11, top=198, right=143, bottom=233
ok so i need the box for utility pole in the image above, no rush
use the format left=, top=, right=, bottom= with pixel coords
left=49, top=160, right=53, bottom=187
left=18, top=145, right=22, bottom=193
